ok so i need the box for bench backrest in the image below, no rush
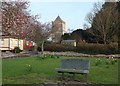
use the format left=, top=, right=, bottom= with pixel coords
left=61, top=59, right=90, bottom=70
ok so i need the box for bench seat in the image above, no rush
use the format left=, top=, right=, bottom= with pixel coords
left=56, top=68, right=89, bottom=74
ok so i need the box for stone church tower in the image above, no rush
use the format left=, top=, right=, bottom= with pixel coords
left=51, top=16, right=66, bottom=42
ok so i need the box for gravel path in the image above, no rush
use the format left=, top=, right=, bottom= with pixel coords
left=1, top=51, right=120, bottom=59
left=43, top=51, right=120, bottom=58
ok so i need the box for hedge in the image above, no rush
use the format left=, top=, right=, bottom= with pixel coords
left=37, top=43, right=119, bottom=54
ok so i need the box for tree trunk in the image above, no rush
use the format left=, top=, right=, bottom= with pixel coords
left=41, top=41, right=44, bottom=55
left=118, top=40, right=120, bottom=50
left=34, top=43, right=37, bottom=52
left=103, top=33, right=107, bottom=44
left=118, top=2, right=120, bottom=50
left=118, top=27, right=120, bottom=50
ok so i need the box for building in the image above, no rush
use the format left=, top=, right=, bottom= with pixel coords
left=51, top=16, right=66, bottom=42
left=61, top=40, right=76, bottom=47
left=0, top=36, right=25, bottom=51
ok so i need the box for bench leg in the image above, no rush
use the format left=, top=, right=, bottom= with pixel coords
left=62, top=73, right=64, bottom=80
left=72, top=73, right=75, bottom=80
left=85, top=74, right=88, bottom=82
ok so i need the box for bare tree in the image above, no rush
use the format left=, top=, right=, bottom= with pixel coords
left=33, top=22, right=51, bottom=55
left=85, top=2, right=117, bottom=44
left=83, top=23, right=90, bottom=30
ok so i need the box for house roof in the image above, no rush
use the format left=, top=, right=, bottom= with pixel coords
left=1, top=35, right=24, bottom=39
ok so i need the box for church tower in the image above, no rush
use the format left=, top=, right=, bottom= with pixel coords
left=51, top=16, right=66, bottom=42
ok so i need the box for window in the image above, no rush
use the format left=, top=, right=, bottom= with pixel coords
left=11, top=39, right=13, bottom=44
left=15, top=40, right=18, bottom=45
left=1, top=39, right=4, bottom=45
left=19, top=41, right=21, bottom=45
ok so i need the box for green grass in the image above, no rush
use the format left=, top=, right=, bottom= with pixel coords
left=2, top=56, right=119, bottom=84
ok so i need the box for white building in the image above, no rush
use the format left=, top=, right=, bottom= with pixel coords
left=0, top=36, right=25, bottom=51
left=61, top=40, right=76, bottom=47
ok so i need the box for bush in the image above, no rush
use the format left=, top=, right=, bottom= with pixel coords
left=37, top=42, right=118, bottom=54
left=13, top=47, right=21, bottom=53
left=37, top=46, right=41, bottom=52
left=38, top=43, right=76, bottom=52
left=76, top=43, right=118, bottom=54
left=29, top=46, right=35, bottom=51
left=47, top=43, right=72, bottom=52
left=44, top=43, right=65, bottom=52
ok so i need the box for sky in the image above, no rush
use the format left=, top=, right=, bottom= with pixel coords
left=28, top=1, right=105, bottom=31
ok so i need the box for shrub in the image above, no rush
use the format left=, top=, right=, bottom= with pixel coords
left=37, top=42, right=118, bottom=54
left=50, top=55, right=55, bottom=58
left=56, top=56, right=60, bottom=58
left=13, top=47, right=21, bottom=53
left=38, top=43, right=76, bottom=52
left=29, top=46, right=35, bottom=51
left=44, top=44, right=64, bottom=52
left=49, top=55, right=60, bottom=59
left=76, top=43, right=118, bottom=54
left=37, top=46, right=41, bottom=52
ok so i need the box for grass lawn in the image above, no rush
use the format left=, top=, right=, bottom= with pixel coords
left=2, top=56, right=119, bottom=84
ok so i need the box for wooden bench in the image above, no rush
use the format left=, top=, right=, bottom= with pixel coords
left=56, top=59, right=90, bottom=81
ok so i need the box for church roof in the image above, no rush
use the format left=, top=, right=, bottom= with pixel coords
left=54, top=16, right=65, bottom=23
